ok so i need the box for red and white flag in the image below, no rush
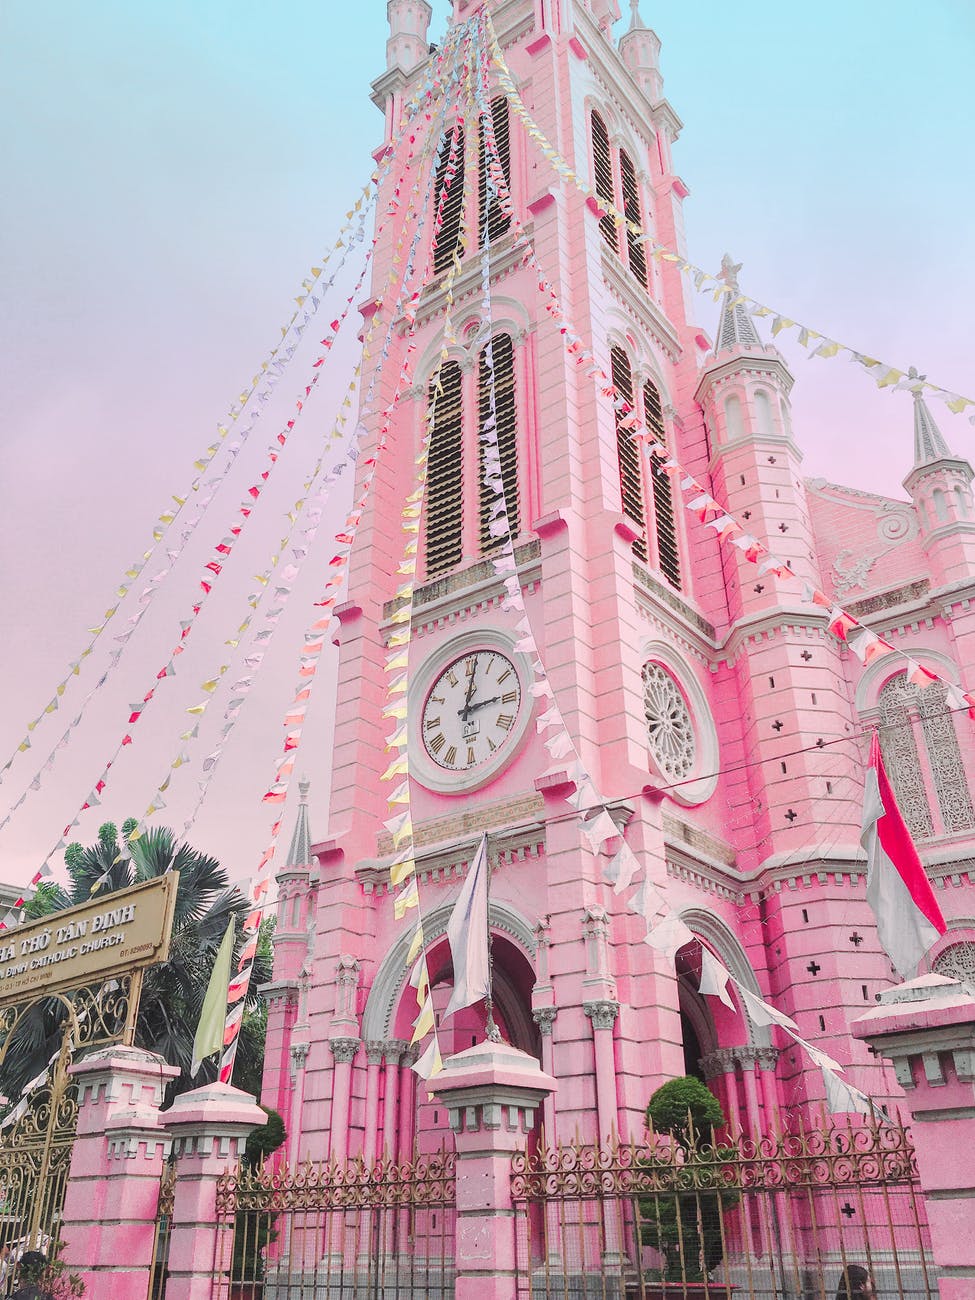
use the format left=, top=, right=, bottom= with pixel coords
left=861, top=732, right=946, bottom=978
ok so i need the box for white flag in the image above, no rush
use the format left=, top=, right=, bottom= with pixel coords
left=443, top=835, right=490, bottom=1020
left=698, top=947, right=735, bottom=1009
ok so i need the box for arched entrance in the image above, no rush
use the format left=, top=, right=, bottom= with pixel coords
left=412, top=930, right=540, bottom=1154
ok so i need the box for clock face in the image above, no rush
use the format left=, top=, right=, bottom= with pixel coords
left=421, top=650, right=522, bottom=772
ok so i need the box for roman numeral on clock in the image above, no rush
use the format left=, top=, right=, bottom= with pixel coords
left=467, top=746, right=476, bottom=767
left=496, top=713, right=514, bottom=731
left=497, top=668, right=512, bottom=684
left=444, top=745, right=457, bottom=766
left=501, top=691, right=517, bottom=704
left=429, top=733, right=445, bottom=754
left=425, top=716, right=440, bottom=731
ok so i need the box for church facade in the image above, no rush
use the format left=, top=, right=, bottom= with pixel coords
left=260, top=0, right=975, bottom=1165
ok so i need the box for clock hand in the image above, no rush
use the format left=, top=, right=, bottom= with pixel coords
left=460, top=661, right=479, bottom=720
left=464, top=695, right=500, bottom=714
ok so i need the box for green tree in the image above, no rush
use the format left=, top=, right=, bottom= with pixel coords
left=640, top=1076, right=739, bottom=1285
left=2, top=821, right=272, bottom=1103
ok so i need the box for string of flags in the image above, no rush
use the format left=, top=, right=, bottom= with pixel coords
left=485, top=13, right=975, bottom=424
left=216, top=27, right=477, bottom=1084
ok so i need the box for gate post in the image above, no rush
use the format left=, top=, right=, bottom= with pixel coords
left=161, top=1081, right=267, bottom=1300
left=428, top=1040, right=557, bottom=1300
left=60, top=1045, right=179, bottom=1298
left=853, top=973, right=975, bottom=1300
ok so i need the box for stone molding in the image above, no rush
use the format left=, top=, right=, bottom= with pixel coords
left=700, top=1046, right=778, bottom=1079
left=383, top=1038, right=409, bottom=1066
left=532, top=1006, right=557, bottom=1036
left=583, top=999, right=620, bottom=1031
left=289, top=1043, right=310, bottom=1075
left=365, top=1041, right=386, bottom=1066
left=329, top=1037, right=361, bottom=1065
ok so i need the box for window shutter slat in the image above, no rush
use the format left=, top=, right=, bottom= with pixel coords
left=433, top=125, right=466, bottom=274
left=620, top=150, right=648, bottom=288
left=425, top=362, right=464, bottom=574
left=644, top=380, right=681, bottom=589
left=480, top=97, right=511, bottom=245
left=612, top=347, right=646, bottom=561
left=479, top=335, right=519, bottom=552
left=590, top=111, right=617, bottom=253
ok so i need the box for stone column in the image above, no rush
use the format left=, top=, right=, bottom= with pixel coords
left=429, top=1040, right=557, bottom=1300
left=853, top=974, right=975, bottom=1300
left=532, top=1006, right=558, bottom=1141
left=287, top=1041, right=309, bottom=1164
left=328, top=1036, right=360, bottom=1164
left=738, top=1046, right=763, bottom=1138
left=363, top=1041, right=384, bottom=1163
left=381, top=1039, right=406, bottom=1159
left=161, top=1081, right=267, bottom=1300
left=583, top=997, right=619, bottom=1142
left=60, top=1046, right=178, bottom=1299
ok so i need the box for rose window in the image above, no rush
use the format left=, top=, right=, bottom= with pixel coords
left=642, top=663, right=695, bottom=780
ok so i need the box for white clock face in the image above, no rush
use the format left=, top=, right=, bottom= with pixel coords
left=421, top=650, right=522, bottom=772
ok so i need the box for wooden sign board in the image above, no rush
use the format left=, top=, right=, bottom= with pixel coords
left=0, top=874, right=179, bottom=1009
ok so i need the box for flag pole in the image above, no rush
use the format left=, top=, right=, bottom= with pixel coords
left=482, top=833, right=502, bottom=1043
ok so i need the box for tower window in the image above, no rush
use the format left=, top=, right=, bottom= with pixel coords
left=433, top=122, right=466, bottom=274
left=590, top=111, right=617, bottom=253
left=877, top=672, right=975, bottom=838
left=643, top=380, right=681, bottom=589
left=932, top=487, right=948, bottom=522
left=479, top=97, right=511, bottom=246
left=619, top=149, right=647, bottom=288
left=425, top=361, right=464, bottom=574
left=610, top=347, right=646, bottom=561
left=479, top=334, right=519, bottom=552
left=754, top=389, right=774, bottom=438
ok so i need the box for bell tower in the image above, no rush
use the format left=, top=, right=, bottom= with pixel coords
left=266, top=0, right=877, bottom=1162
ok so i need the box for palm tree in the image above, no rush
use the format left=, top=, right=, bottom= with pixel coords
left=2, top=820, right=272, bottom=1103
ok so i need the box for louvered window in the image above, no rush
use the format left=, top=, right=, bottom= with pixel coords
left=425, top=362, right=464, bottom=574
left=611, top=346, right=646, bottom=561
left=644, top=380, right=681, bottom=589
left=479, top=97, right=511, bottom=246
left=433, top=123, right=466, bottom=275
left=479, top=334, right=519, bottom=552
left=620, top=150, right=647, bottom=288
left=590, top=111, right=617, bottom=252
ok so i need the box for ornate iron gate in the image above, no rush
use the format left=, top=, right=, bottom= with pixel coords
left=512, top=1115, right=936, bottom=1300
left=0, top=975, right=142, bottom=1258
left=212, top=1148, right=456, bottom=1299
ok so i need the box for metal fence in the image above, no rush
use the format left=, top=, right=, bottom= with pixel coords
left=511, top=1115, right=935, bottom=1300
left=210, top=1148, right=456, bottom=1300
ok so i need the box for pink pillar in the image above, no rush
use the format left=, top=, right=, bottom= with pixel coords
left=583, top=998, right=619, bottom=1142
left=286, top=1042, right=309, bottom=1164
left=363, top=1041, right=384, bottom=1163
left=757, top=1048, right=779, bottom=1127
left=853, top=974, right=975, bottom=1300
left=397, top=1051, right=418, bottom=1162
left=532, top=1006, right=558, bottom=1142
left=328, top=1036, right=359, bottom=1164
left=429, top=1040, right=557, bottom=1300
left=381, top=1039, right=405, bottom=1159
left=60, top=1046, right=179, bottom=1298
left=161, top=1081, right=267, bottom=1300
left=740, top=1050, right=762, bottom=1138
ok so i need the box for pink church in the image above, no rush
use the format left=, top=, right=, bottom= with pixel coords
left=260, top=0, right=975, bottom=1166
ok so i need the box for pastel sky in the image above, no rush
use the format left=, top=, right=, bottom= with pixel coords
left=1, top=1, right=972, bottom=892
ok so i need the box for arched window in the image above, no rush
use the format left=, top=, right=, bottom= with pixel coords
left=478, top=334, right=519, bottom=552
left=754, top=389, right=774, bottom=438
left=610, top=346, right=646, bottom=560
left=932, top=488, right=948, bottom=522
left=724, top=394, right=744, bottom=440
left=643, top=380, right=681, bottom=590
left=479, top=97, right=511, bottom=246
left=425, top=361, right=464, bottom=574
left=878, top=673, right=975, bottom=838
left=433, top=123, right=466, bottom=274
left=619, top=149, right=647, bottom=288
left=933, top=940, right=975, bottom=984
left=955, top=485, right=970, bottom=519
left=590, top=111, right=617, bottom=252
